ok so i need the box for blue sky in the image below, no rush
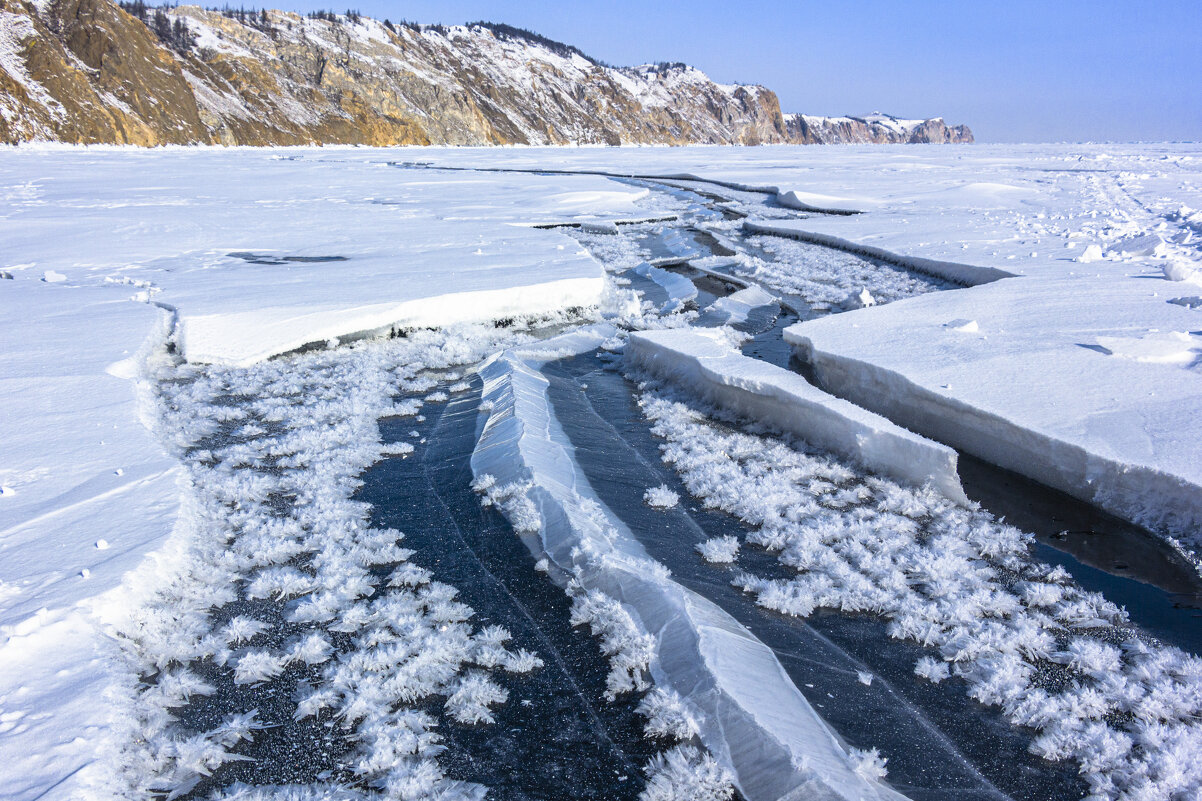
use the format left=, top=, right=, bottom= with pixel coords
left=278, top=0, right=1199, bottom=143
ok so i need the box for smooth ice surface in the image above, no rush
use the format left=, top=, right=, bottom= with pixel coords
left=471, top=329, right=908, bottom=801
left=627, top=328, right=968, bottom=504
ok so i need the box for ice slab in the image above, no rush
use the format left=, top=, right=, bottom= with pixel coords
left=630, top=261, right=697, bottom=313
left=785, top=272, right=1202, bottom=543
left=775, top=189, right=861, bottom=216
left=178, top=272, right=605, bottom=367
left=627, top=328, right=969, bottom=504
left=471, top=328, right=910, bottom=801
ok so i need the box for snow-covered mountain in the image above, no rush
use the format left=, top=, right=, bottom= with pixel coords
left=785, top=112, right=973, bottom=144
left=0, top=0, right=973, bottom=146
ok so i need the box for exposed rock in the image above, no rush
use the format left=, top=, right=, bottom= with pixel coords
left=0, top=1, right=973, bottom=146
left=784, top=112, right=973, bottom=145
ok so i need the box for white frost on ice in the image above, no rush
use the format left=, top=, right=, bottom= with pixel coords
left=696, top=536, right=740, bottom=565
left=637, top=381, right=1202, bottom=801
left=644, top=484, right=680, bottom=509
left=627, top=328, right=969, bottom=503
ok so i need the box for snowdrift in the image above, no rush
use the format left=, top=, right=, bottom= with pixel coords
left=626, top=329, right=969, bottom=504
left=471, top=327, right=909, bottom=801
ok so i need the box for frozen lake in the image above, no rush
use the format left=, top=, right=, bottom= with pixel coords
left=2, top=144, right=1200, bottom=801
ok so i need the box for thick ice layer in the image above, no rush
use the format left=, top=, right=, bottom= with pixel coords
left=470, top=328, right=908, bottom=801
left=785, top=271, right=1202, bottom=545
left=627, top=329, right=968, bottom=504
left=178, top=273, right=604, bottom=367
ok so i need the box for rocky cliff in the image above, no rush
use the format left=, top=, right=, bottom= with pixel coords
left=0, top=0, right=973, bottom=146
left=785, top=112, right=974, bottom=144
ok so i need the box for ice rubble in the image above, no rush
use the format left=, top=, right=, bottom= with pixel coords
left=695, top=285, right=777, bottom=327
left=627, top=328, right=968, bottom=504
left=635, top=381, right=1202, bottom=801
left=470, top=326, right=907, bottom=801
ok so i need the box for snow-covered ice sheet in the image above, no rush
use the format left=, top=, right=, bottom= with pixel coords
left=0, top=148, right=660, bottom=366
left=627, top=328, right=968, bottom=503
left=785, top=271, right=1202, bottom=545
left=0, top=279, right=182, bottom=800
left=471, top=328, right=907, bottom=801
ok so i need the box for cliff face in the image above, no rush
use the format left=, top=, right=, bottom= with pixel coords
left=785, top=113, right=974, bottom=145
left=0, top=0, right=973, bottom=146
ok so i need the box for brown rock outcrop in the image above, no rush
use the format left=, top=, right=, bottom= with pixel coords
left=0, top=1, right=973, bottom=146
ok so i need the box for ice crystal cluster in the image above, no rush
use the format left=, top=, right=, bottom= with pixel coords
left=644, top=485, right=681, bottom=509
left=112, top=325, right=541, bottom=799
left=568, top=584, right=656, bottom=701
left=637, top=382, right=1202, bottom=801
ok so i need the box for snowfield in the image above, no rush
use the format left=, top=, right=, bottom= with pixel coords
left=1, top=142, right=1201, bottom=801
